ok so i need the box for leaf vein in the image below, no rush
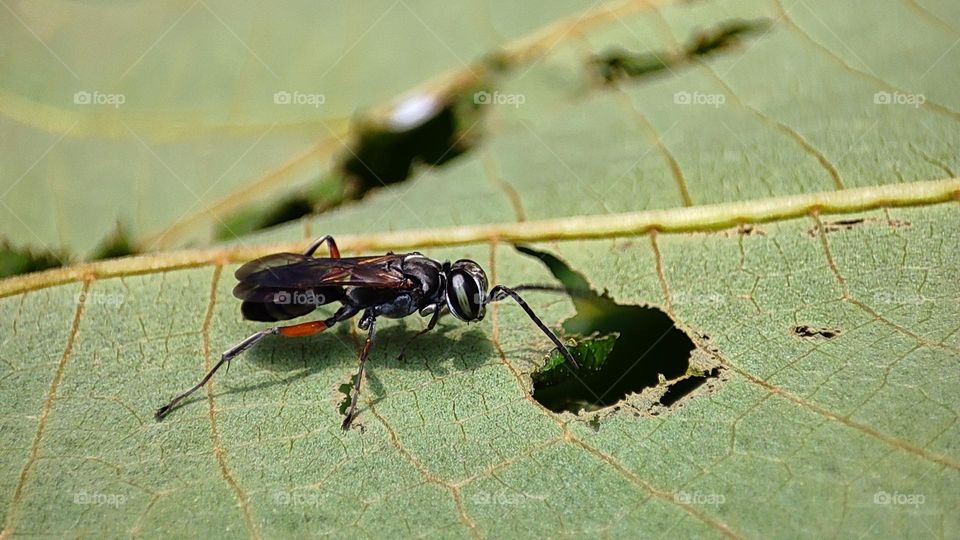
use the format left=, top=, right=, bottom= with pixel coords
left=0, top=278, right=92, bottom=538
left=201, top=265, right=261, bottom=540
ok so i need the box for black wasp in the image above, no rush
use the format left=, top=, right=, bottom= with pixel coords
left=156, top=235, right=579, bottom=430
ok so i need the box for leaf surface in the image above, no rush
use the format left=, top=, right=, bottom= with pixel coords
left=1, top=0, right=959, bottom=538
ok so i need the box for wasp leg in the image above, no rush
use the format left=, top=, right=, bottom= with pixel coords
left=342, top=311, right=377, bottom=430
left=155, top=305, right=358, bottom=421
left=397, top=305, right=442, bottom=362
left=489, top=285, right=580, bottom=370
left=303, top=234, right=340, bottom=258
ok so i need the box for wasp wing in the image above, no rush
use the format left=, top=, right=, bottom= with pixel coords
left=234, top=253, right=412, bottom=289
left=232, top=253, right=412, bottom=322
left=239, top=295, right=324, bottom=322
left=234, top=252, right=308, bottom=281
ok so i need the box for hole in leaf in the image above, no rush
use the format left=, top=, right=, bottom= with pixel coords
left=218, top=195, right=316, bottom=240
left=0, top=240, right=67, bottom=278
left=517, top=246, right=702, bottom=414
left=337, top=380, right=353, bottom=416
left=805, top=217, right=910, bottom=236
left=589, top=18, right=771, bottom=83
left=792, top=325, right=841, bottom=339
left=253, top=196, right=315, bottom=231
left=216, top=175, right=350, bottom=240
left=220, top=87, right=485, bottom=237
left=658, top=368, right=721, bottom=407
left=343, top=101, right=470, bottom=190
left=2, top=223, right=142, bottom=278
left=91, top=223, right=138, bottom=260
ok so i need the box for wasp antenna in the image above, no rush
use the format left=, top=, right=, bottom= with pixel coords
left=488, top=285, right=580, bottom=370
left=501, top=283, right=598, bottom=300
left=502, top=284, right=567, bottom=294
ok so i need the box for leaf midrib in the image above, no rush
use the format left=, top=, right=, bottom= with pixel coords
left=1, top=178, right=956, bottom=299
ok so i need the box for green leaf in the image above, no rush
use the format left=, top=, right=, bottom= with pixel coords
left=0, top=242, right=67, bottom=279
left=2, top=0, right=959, bottom=538
left=0, top=0, right=612, bottom=258
left=538, top=333, right=619, bottom=377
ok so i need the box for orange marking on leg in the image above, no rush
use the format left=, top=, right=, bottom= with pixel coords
left=279, top=320, right=329, bottom=337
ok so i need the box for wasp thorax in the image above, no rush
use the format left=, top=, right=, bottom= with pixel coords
left=446, top=260, right=488, bottom=321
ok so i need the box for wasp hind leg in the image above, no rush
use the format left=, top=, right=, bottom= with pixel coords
left=155, top=305, right=358, bottom=420
left=303, top=234, right=340, bottom=258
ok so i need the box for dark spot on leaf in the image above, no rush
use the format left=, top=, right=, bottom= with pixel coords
left=0, top=240, right=67, bottom=278
left=792, top=325, right=841, bottom=339
left=589, top=18, right=772, bottom=84
left=219, top=86, right=487, bottom=236
left=253, top=196, right=316, bottom=232
left=480, top=50, right=514, bottom=73
left=91, top=223, right=139, bottom=260
left=342, top=103, right=470, bottom=190
left=218, top=195, right=316, bottom=240
left=216, top=175, right=350, bottom=240
left=337, top=380, right=353, bottom=416
left=517, top=246, right=717, bottom=416
left=590, top=52, right=672, bottom=82
left=703, top=224, right=767, bottom=237
left=737, top=224, right=765, bottom=236
left=807, top=217, right=911, bottom=236
left=687, top=19, right=771, bottom=57
left=814, top=218, right=864, bottom=235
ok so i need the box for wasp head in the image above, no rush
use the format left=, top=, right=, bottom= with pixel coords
left=445, top=259, right=488, bottom=321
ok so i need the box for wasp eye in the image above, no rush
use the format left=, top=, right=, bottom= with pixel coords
left=446, top=260, right=488, bottom=321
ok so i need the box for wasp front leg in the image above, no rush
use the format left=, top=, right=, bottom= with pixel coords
left=342, top=310, right=377, bottom=430
left=397, top=305, right=443, bottom=361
